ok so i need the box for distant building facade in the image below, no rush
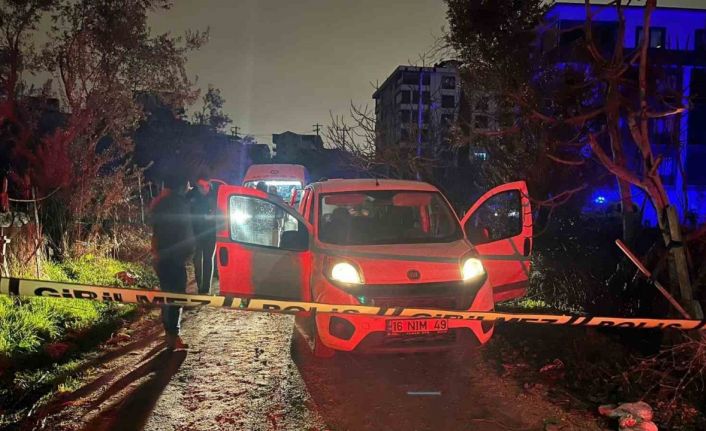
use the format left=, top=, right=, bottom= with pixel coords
left=373, top=61, right=462, bottom=158
left=272, top=131, right=324, bottom=162
left=542, top=2, right=706, bottom=225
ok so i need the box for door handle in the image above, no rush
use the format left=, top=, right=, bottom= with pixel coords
left=219, top=247, right=229, bottom=266
left=523, top=238, right=531, bottom=256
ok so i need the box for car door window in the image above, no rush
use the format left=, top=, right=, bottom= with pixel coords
left=229, top=195, right=307, bottom=250
left=465, top=190, right=521, bottom=244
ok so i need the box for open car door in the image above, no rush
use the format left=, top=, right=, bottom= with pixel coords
left=461, top=181, right=533, bottom=303
left=216, top=185, right=312, bottom=301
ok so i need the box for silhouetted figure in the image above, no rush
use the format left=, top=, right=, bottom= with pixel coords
left=150, top=174, right=194, bottom=350
left=188, top=178, right=217, bottom=295
left=256, top=181, right=268, bottom=192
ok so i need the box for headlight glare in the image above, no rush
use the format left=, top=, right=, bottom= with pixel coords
left=461, top=258, right=485, bottom=281
left=330, top=262, right=362, bottom=284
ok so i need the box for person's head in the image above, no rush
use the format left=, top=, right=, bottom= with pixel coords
left=331, top=207, right=351, bottom=223
left=256, top=181, right=268, bottom=192
left=268, top=185, right=278, bottom=195
left=196, top=178, right=211, bottom=195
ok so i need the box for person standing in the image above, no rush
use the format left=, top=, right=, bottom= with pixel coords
left=188, top=177, right=217, bottom=295
left=150, top=174, right=194, bottom=350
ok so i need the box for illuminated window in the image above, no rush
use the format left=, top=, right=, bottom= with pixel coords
left=636, top=26, right=666, bottom=49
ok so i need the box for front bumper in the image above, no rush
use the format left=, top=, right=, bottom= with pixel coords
left=314, top=277, right=495, bottom=352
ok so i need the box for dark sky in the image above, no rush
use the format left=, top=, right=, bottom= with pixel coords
left=149, top=0, right=448, bottom=145
left=149, top=0, right=703, bottom=146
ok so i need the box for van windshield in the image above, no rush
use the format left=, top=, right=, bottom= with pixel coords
left=318, top=190, right=463, bottom=245
left=243, top=180, right=303, bottom=203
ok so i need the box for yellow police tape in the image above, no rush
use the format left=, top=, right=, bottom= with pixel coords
left=1, top=277, right=705, bottom=331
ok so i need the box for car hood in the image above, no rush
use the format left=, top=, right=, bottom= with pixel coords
left=317, top=240, right=474, bottom=284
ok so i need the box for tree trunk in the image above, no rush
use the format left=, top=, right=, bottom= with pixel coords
left=661, top=206, right=703, bottom=318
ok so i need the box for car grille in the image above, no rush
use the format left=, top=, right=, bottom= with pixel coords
left=370, top=296, right=459, bottom=310
left=358, top=279, right=485, bottom=311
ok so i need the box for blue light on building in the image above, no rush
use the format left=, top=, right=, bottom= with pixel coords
left=545, top=2, right=706, bottom=226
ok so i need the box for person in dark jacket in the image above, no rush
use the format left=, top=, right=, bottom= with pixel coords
left=187, top=177, right=217, bottom=295
left=150, top=174, right=194, bottom=350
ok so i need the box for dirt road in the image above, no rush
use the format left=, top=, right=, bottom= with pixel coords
left=20, top=307, right=603, bottom=431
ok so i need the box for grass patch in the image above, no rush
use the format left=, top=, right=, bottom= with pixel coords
left=0, top=255, right=157, bottom=362
left=0, top=255, right=157, bottom=427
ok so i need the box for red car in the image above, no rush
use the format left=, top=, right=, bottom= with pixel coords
left=216, top=179, right=532, bottom=357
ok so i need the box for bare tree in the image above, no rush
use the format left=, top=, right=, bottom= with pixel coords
left=446, top=0, right=703, bottom=317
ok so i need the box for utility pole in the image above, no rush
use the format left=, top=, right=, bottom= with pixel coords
left=417, top=69, right=425, bottom=180
left=312, top=123, right=322, bottom=136
left=339, top=125, right=349, bottom=152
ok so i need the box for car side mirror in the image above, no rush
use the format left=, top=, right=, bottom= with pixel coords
left=280, top=228, right=308, bottom=251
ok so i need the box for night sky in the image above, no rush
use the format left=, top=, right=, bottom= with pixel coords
left=149, top=0, right=702, bottom=146
left=149, top=0, right=447, bottom=145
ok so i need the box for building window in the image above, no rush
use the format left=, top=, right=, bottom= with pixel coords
left=412, top=91, right=430, bottom=104
left=636, top=26, right=666, bottom=49
left=441, top=95, right=455, bottom=108
left=401, top=71, right=430, bottom=85
left=559, top=20, right=618, bottom=53
left=396, top=90, right=410, bottom=104
left=471, top=150, right=489, bottom=161
left=696, top=29, right=706, bottom=51
left=441, top=75, right=456, bottom=89
left=402, top=110, right=430, bottom=124
left=689, top=69, right=706, bottom=146
left=399, top=110, right=411, bottom=123
left=441, top=114, right=454, bottom=127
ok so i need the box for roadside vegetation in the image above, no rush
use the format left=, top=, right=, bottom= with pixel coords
left=1, top=255, right=157, bottom=362
left=0, top=254, right=158, bottom=427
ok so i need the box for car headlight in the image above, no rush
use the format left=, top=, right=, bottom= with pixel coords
left=461, top=258, right=485, bottom=281
left=330, top=262, right=362, bottom=284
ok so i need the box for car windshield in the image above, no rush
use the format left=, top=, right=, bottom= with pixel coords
left=318, top=190, right=462, bottom=245
left=243, top=180, right=303, bottom=203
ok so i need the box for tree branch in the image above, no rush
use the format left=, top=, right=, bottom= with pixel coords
left=588, top=133, right=644, bottom=187
left=547, top=153, right=586, bottom=166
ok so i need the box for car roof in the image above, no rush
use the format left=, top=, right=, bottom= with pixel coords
left=308, top=178, right=440, bottom=194
left=242, top=164, right=307, bottom=183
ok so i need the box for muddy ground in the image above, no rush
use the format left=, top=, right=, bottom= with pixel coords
left=10, top=304, right=608, bottom=431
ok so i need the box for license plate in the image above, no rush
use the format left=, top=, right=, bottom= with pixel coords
left=386, top=318, right=448, bottom=335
